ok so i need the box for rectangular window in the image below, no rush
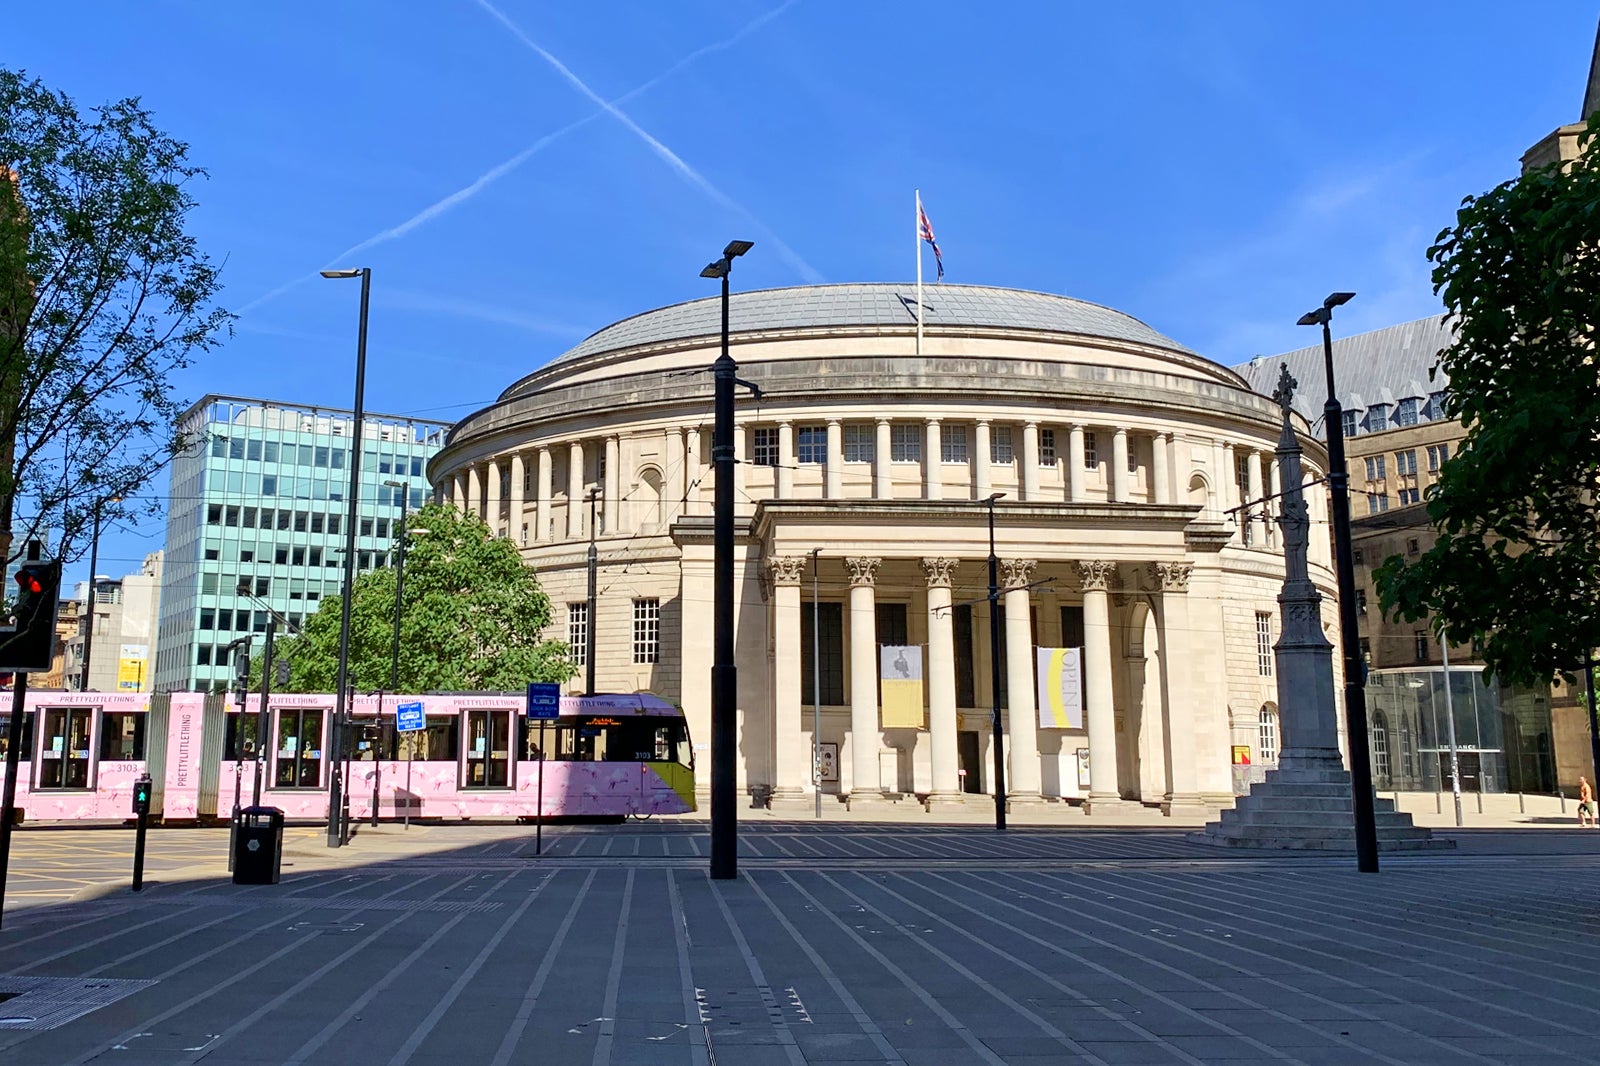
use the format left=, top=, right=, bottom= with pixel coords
left=207, top=504, right=222, bottom=525
left=1083, top=431, right=1098, bottom=468
left=1255, top=612, right=1273, bottom=676
left=941, top=425, right=969, bottom=463
left=246, top=438, right=262, bottom=461
left=568, top=602, right=588, bottom=668
left=1039, top=428, right=1056, bottom=465
left=990, top=426, right=1014, bottom=465
left=890, top=424, right=921, bottom=463
left=752, top=427, right=779, bottom=467
left=1366, top=406, right=1389, bottom=432
left=1364, top=456, right=1386, bottom=481
left=1398, top=487, right=1420, bottom=506
left=954, top=604, right=975, bottom=707
left=1342, top=411, right=1359, bottom=438
left=1394, top=398, right=1420, bottom=427
left=801, top=601, right=846, bottom=706
left=875, top=603, right=909, bottom=646
left=462, top=708, right=512, bottom=788
left=1426, top=443, right=1450, bottom=471
left=1367, top=493, right=1389, bottom=514
left=1415, top=631, right=1430, bottom=663
left=1355, top=589, right=1367, bottom=613
left=264, top=441, right=279, bottom=463
left=1395, top=450, right=1417, bottom=476
left=274, top=708, right=325, bottom=788
left=797, top=426, right=826, bottom=465
left=37, top=708, right=93, bottom=789
left=843, top=424, right=874, bottom=463
left=632, top=598, right=661, bottom=664
left=99, top=712, right=147, bottom=761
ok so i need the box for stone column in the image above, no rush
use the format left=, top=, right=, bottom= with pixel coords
left=1111, top=428, right=1129, bottom=502
left=1151, top=562, right=1205, bottom=815
left=466, top=464, right=483, bottom=520
left=1268, top=455, right=1281, bottom=549
left=768, top=557, right=807, bottom=802
left=777, top=421, right=794, bottom=498
left=453, top=472, right=468, bottom=515
left=665, top=428, right=685, bottom=521
left=1068, top=424, right=1086, bottom=501
left=485, top=458, right=502, bottom=537
left=567, top=441, right=585, bottom=539
left=922, top=557, right=962, bottom=809
left=604, top=435, right=621, bottom=531
left=1152, top=432, right=1170, bottom=505
left=924, top=419, right=942, bottom=500
left=845, top=556, right=883, bottom=805
left=1079, top=560, right=1122, bottom=811
left=974, top=420, right=992, bottom=500
left=535, top=446, right=552, bottom=543
left=1002, top=558, right=1041, bottom=799
left=1247, top=449, right=1264, bottom=547
left=1021, top=421, right=1040, bottom=502
left=509, top=452, right=526, bottom=545
left=678, top=422, right=697, bottom=512
left=1222, top=442, right=1239, bottom=542
left=734, top=424, right=747, bottom=505
left=825, top=419, right=843, bottom=498
left=875, top=418, right=892, bottom=499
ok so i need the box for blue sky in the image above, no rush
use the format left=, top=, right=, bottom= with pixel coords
left=9, top=1, right=1597, bottom=585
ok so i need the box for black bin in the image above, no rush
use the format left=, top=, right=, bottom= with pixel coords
left=232, top=806, right=284, bottom=885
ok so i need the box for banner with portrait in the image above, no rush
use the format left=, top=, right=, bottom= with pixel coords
left=879, top=645, right=925, bottom=729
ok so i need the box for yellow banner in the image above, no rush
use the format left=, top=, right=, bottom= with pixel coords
left=1037, top=647, right=1083, bottom=729
left=879, top=645, right=925, bottom=729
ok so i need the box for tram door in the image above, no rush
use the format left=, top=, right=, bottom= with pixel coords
left=464, top=709, right=511, bottom=787
left=38, top=707, right=93, bottom=789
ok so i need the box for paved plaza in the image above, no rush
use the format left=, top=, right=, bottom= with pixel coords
left=0, top=820, right=1596, bottom=1064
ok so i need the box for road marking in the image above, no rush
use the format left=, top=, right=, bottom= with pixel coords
left=488, top=870, right=597, bottom=1066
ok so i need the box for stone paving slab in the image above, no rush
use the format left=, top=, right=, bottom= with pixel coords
left=0, top=823, right=1597, bottom=1062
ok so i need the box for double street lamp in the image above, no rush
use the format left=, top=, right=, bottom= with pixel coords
left=1297, top=290, right=1379, bottom=873
left=76, top=494, right=120, bottom=691
left=321, top=266, right=371, bottom=849
left=585, top=486, right=601, bottom=696
left=702, top=239, right=754, bottom=881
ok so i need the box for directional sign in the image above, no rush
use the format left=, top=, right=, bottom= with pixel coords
left=526, top=682, right=561, bottom=720
left=396, top=701, right=426, bottom=732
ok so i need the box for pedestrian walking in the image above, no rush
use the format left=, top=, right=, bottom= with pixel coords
left=1579, top=776, right=1596, bottom=828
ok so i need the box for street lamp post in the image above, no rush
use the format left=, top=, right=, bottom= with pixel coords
left=382, top=480, right=410, bottom=695
left=585, top=487, right=601, bottom=696
left=1297, top=290, right=1378, bottom=873
left=77, top=496, right=119, bottom=691
left=985, top=493, right=1008, bottom=831
left=810, top=546, right=822, bottom=820
left=701, top=238, right=754, bottom=881
left=1439, top=635, right=1463, bottom=827
left=322, top=266, right=371, bottom=849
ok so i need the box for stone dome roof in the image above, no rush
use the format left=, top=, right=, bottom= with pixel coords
left=545, top=282, right=1196, bottom=368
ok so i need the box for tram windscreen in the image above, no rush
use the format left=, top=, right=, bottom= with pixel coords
left=539, top=716, right=690, bottom=765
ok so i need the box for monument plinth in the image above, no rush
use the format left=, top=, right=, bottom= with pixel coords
left=1194, top=366, right=1449, bottom=851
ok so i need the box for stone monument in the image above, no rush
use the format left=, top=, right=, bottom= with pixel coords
left=1194, top=365, right=1448, bottom=851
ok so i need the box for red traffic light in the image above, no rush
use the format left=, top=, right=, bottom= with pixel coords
left=14, top=572, right=40, bottom=594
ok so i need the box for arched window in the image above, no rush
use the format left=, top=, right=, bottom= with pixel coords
left=1400, top=719, right=1415, bottom=779
left=1258, top=705, right=1279, bottom=764
left=1370, top=712, right=1391, bottom=784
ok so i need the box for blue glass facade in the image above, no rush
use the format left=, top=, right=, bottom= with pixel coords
left=153, top=396, right=448, bottom=692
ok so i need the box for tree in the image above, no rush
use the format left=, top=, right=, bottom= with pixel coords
left=0, top=68, right=228, bottom=568
left=256, top=503, right=574, bottom=692
left=1376, top=118, right=1600, bottom=686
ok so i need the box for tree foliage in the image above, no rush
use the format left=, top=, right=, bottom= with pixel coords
left=1376, top=118, right=1600, bottom=685
left=254, top=503, right=574, bottom=693
left=0, top=68, right=229, bottom=566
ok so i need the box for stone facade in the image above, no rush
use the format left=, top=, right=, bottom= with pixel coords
left=430, top=284, right=1339, bottom=810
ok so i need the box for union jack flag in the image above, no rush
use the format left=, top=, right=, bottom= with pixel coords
left=918, top=200, right=944, bottom=281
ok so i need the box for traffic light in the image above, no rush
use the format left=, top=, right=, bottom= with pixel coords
left=0, top=557, right=61, bottom=672
left=132, top=773, right=152, bottom=816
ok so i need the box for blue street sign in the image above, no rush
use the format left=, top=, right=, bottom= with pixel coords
left=396, top=701, right=426, bottom=733
left=526, top=682, right=561, bottom=720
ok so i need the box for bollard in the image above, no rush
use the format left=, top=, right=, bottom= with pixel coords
left=1560, top=788, right=1567, bottom=814
left=1435, top=789, right=1442, bottom=814
left=1476, top=790, right=1483, bottom=814
left=1519, top=791, right=1525, bottom=814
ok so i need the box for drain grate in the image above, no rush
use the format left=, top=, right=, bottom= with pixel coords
left=147, top=895, right=502, bottom=914
left=0, top=976, right=153, bottom=1031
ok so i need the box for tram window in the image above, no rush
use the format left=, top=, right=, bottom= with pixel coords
left=38, top=708, right=93, bottom=789
left=462, top=709, right=511, bottom=788
left=346, top=718, right=392, bottom=761
left=552, top=723, right=606, bottom=762
left=99, top=712, right=147, bottom=761
left=274, top=708, right=325, bottom=788
left=223, top=715, right=260, bottom=760
left=0, top=715, right=33, bottom=762
left=604, top=719, right=691, bottom=764
left=399, top=721, right=458, bottom=761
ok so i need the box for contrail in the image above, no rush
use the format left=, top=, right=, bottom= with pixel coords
left=476, top=0, right=824, bottom=284
left=235, top=0, right=805, bottom=315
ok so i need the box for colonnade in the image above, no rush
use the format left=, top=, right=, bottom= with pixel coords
left=765, top=554, right=1204, bottom=812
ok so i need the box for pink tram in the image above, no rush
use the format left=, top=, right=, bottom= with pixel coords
left=0, top=689, right=696, bottom=825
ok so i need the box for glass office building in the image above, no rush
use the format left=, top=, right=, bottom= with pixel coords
left=153, top=396, right=449, bottom=693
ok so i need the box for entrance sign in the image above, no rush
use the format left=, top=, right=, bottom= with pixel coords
left=526, top=682, right=561, bottom=720
left=396, top=701, right=425, bottom=732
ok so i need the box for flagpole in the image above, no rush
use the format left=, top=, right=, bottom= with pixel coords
left=915, top=189, right=924, bottom=357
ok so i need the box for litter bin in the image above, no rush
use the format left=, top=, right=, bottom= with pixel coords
left=232, top=806, right=284, bottom=885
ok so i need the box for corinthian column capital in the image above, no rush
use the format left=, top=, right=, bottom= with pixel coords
left=1148, top=561, right=1193, bottom=593
left=767, top=556, right=805, bottom=587
left=1000, top=558, right=1037, bottom=590
left=920, top=557, right=959, bottom=588
left=844, top=556, right=881, bottom=588
left=1076, top=559, right=1116, bottom=592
